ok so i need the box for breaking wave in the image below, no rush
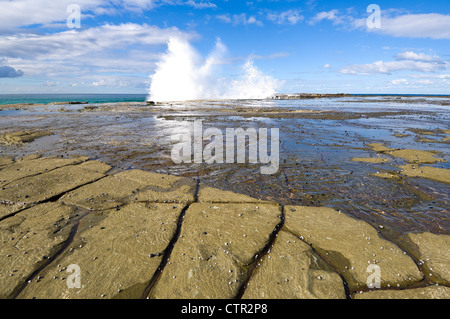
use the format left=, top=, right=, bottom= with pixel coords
left=147, top=37, right=282, bottom=102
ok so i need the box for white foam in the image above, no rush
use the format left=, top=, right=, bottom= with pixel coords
left=147, top=37, right=282, bottom=102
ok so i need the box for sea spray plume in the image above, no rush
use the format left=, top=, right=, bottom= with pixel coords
left=148, top=37, right=226, bottom=102
left=226, top=60, right=281, bottom=99
left=148, top=37, right=282, bottom=102
left=148, top=37, right=199, bottom=102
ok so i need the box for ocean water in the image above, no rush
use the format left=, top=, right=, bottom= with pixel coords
left=1, top=94, right=449, bottom=106
left=0, top=94, right=147, bottom=105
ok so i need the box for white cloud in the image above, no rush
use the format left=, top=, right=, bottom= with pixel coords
left=217, top=9, right=304, bottom=27
left=408, top=74, right=450, bottom=79
left=91, top=78, right=131, bottom=87
left=216, top=13, right=263, bottom=26
left=184, top=0, right=216, bottom=9
left=310, top=8, right=450, bottom=40
left=395, top=51, right=441, bottom=62
left=0, top=23, right=194, bottom=59
left=368, top=13, right=450, bottom=40
left=266, top=9, right=304, bottom=25
left=0, top=23, right=196, bottom=85
left=340, top=51, right=448, bottom=75
left=390, top=78, right=439, bottom=87
left=248, top=52, right=290, bottom=60
left=0, top=0, right=214, bottom=92
left=118, top=0, right=156, bottom=12
left=309, top=10, right=343, bottom=25
left=0, top=0, right=216, bottom=31
left=341, top=60, right=446, bottom=75
left=0, top=0, right=104, bottom=31
left=390, top=79, right=409, bottom=85
left=43, top=80, right=60, bottom=86
left=415, top=79, right=433, bottom=85
left=216, top=14, right=232, bottom=23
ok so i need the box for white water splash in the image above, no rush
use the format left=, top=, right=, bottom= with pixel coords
left=147, top=37, right=282, bottom=102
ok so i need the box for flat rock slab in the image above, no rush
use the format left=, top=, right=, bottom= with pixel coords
left=124, top=170, right=196, bottom=204
left=60, top=170, right=196, bottom=210
left=366, top=143, right=449, bottom=183
left=149, top=203, right=282, bottom=299
left=17, top=203, right=184, bottom=299
left=242, top=230, right=346, bottom=299
left=370, top=172, right=399, bottom=180
left=0, top=203, right=26, bottom=220
left=0, top=156, right=89, bottom=187
left=0, top=157, right=13, bottom=167
left=400, top=232, right=450, bottom=285
left=368, top=143, right=394, bottom=152
left=385, top=149, right=445, bottom=164
left=0, top=156, right=448, bottom=299
left=354, top=286, right=450, bottom=299
left=398, top=164, right=450, bottom=184
left=198, top=186, right=270, bottom=203
left=368, top=143, right=446, bottom=164
left=0, top=161, right=111, bottom=205
left=284, top=206, right=423, bottom=291
left=352, top=157, right=390, bottom=164
left=0, top=203, right=78, bottom=298
left=0, top=130, right=52, bottom=145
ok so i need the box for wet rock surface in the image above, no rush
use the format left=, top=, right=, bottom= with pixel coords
left=149, top=202, right=282, bottom=299
left=0, top=156, right=448, bottom=299
left=60, top=170, right=196, bottom=210
left=399, top=232, right=450, bottom=286
left=398, top=165, right=450, bottom=184
left=0, top=157, right=13, bottom=167
left=18, top=203, right=184, bottom=299
left=284, top=206, right=424, bottom=292
left=0, top=155, right=90, bottom=188
left=352, top=157, right=390, bottom=164
left=0, top=131, right=53, bottom=146
left=198, top=186, right=270, bottom=203
left=0, top=98, right=448, bottom=236
left=367, top=143, right=449, bottom=184
left=354, top=286, right=450, bottom=299
left=0, top=203, right=25, bottom=220
left=0, top=203, right=78, bottom=298
left=241, top=230, right=346, bottom=299
left=0, top=161, right=110, bottom=205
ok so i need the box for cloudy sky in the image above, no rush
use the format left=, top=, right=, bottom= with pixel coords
left=0, top=0, right=449, bottom=94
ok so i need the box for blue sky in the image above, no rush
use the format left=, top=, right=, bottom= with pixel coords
left=0, top=0, right=449, bottom=94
